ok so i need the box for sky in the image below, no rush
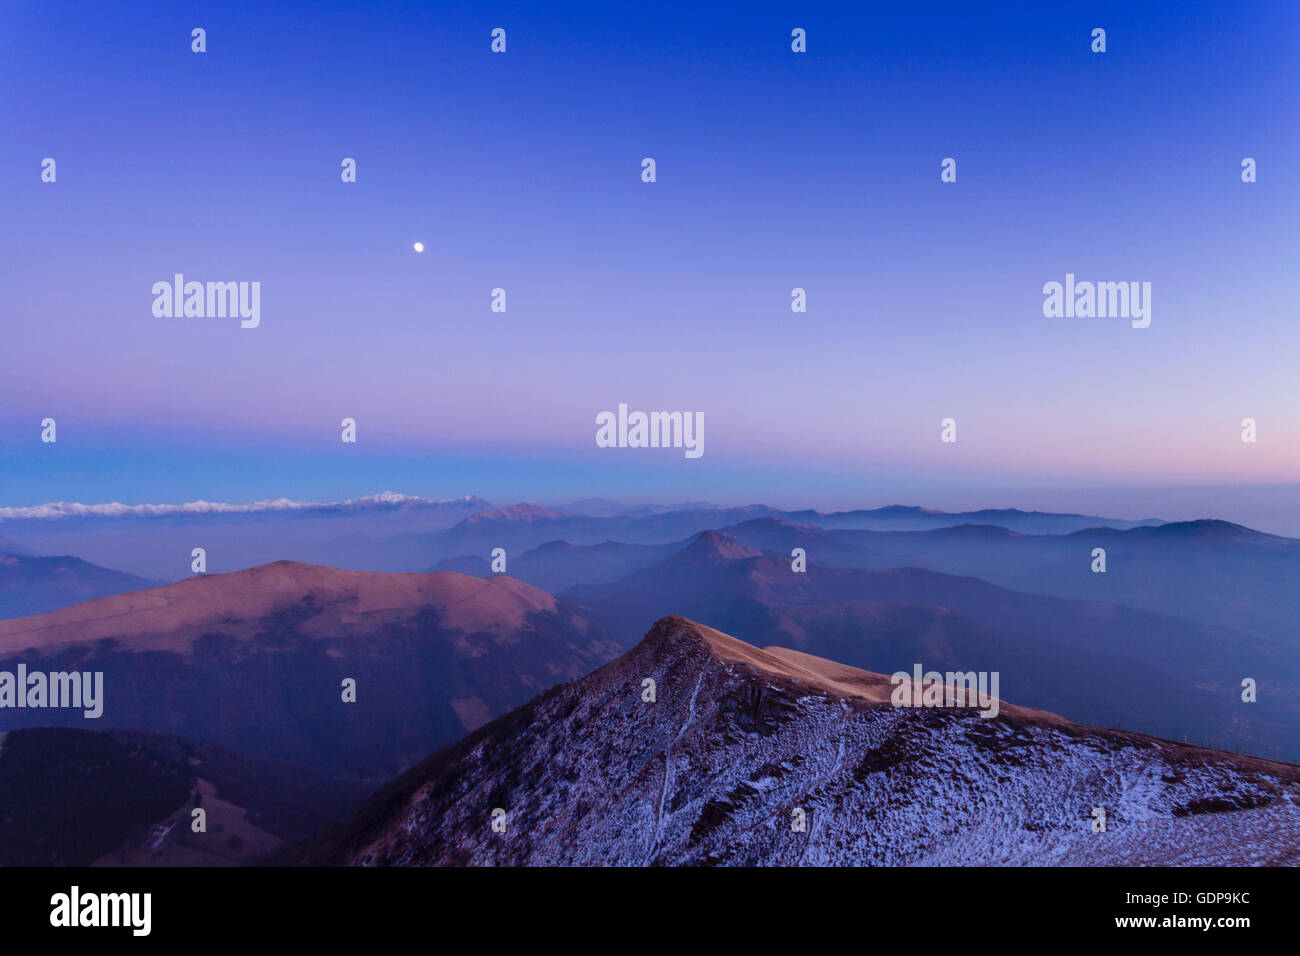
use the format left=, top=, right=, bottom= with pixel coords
left=2, top=1, right=1297, bottom=526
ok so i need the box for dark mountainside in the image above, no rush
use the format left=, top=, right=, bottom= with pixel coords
left=0, top=727, right=366, bottom=866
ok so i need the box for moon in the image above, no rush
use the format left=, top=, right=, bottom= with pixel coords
left=412, top=241, right=424, bottom=253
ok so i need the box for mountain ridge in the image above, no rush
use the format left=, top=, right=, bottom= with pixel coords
left=0, top=560, right=620, bottom=779
left=280, top=616, right=1300, bottom=867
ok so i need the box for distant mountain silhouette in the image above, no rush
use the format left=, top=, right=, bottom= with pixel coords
left=0, top=553, right=165, bottom=619
left=379, top=502, right=1158, bottom=571
left=718, top=517, right=895, bottom=568
left=0, top=494, right=493, bottom=580
left=429, top=554, right=492, bottom=577
left=430, top=538, right=683, bottom=593
left=0, top=497, right=1168, bottom=579
left=0, top=537, right=36, bottom=556
left=824, top=519, right=1300, bottom=640
left=811, top=506, right=1161, bottom=533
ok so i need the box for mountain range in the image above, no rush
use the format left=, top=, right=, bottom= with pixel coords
left=432, top=514, right=1300, bottom=645
left=0, top=496, right=1165, bottom=582
left=3, top=494, right=1297, bottom=866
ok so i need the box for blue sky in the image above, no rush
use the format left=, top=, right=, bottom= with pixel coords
left=2, top=1, right=1296, bottom=524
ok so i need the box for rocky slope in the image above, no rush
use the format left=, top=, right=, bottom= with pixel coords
left=282, top=616, right=1300, bottom=866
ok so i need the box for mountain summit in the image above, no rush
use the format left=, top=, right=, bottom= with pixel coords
left=283, top=617, right=1300, bottom=866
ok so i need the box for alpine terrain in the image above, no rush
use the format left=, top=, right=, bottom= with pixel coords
left=283, top=616, right=1300, bottom=866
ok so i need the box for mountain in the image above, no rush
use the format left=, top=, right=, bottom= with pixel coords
left=0, top=496, right=1163, bottom=580
left=719, top=517, right=894, bottom=569
left=813, top=506, right=1162, bottom=534
left=429, top=554, right=493, bottom=577
left=553, top=498, right=721, bottom=517
left=0, top=492, right=491, bottom=523
left=566, top=533, right=1300, bottom=761
left=0, top=536, right=36, bottom=556
left=411, top=505, right=785, bottom=563
left=281, top=617, right=1300, bottom=866
left=430, top=538, right=684, bottom=593
left=0, top=553, right=166, bottom=619
left=392, top=503, right=1159, bottom=571
left=0, top=561, right=620, bottom=780
left=0, top=493, right=493, bottom=580
left=826, top=519, right=1300, bottom=641
left=0, top=727, right=365, bottom=866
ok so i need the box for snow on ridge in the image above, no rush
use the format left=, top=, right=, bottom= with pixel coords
left=0, top=492, right=488, bottom=522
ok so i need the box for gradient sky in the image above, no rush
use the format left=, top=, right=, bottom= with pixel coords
left=2, top=1, right=1297, bottom=523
